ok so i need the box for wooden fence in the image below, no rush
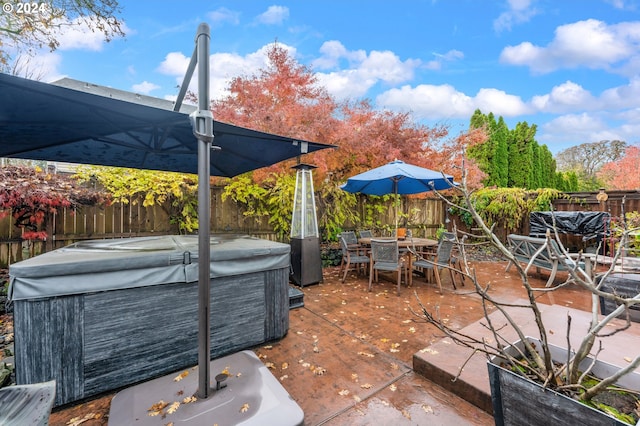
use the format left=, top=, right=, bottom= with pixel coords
left=0, top=187, right=447, bottom=267
left=2, top=188, right=639, bottom=267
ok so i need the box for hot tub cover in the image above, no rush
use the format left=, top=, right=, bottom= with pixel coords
left=9, top=235, right=290, bottom=301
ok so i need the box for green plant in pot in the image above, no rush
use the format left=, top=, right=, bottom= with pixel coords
left=419, top=168, right=640, bottom=425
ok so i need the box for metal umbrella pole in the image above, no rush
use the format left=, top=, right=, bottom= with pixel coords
left=186, top=23, right=215, bottom=399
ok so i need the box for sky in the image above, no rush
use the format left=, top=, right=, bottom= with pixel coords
left=18, top=0, right=640, bottom=154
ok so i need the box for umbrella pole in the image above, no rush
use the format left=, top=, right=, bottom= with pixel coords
left=194, top=23, right=213, bottom=399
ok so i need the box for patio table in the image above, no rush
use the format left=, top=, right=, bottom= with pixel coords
left=359, top=237, right=438, bottom=287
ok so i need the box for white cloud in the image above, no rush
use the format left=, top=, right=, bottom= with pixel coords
left=538, top=112, right=631, bottom=152
left=311, top=41, right=419, bottom=100
left=424, top=49, right=464, bottom=71
left=500, top=19, right=640, bottom=75
left=208, top=7, right=240, bottom=26
left=312, top=40, right=365, bottom=70
left=493, top=0, right=540, bottom=32
left=601, top=76, right=640, bottom=109
left=156, top=43, right=293, bottom=101
left=256, top=6, right=289, bottom=25
left=17, top=52, right=65, bottom=82
left=157, top=52, right=192, bottom=76
left=54, top=17, right=129, bottom=51
left=132, top=81, right=160, bottom=94
left=376, top=84, right=530, bottom=120
left=315, top=70, right=377, bottom=100
left=531, top=81, right=598, bottom=113
left=376, top=84, right=474, bottom=120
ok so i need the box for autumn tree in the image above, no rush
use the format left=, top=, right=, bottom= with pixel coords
left=597, top=144, right=640, bottom=190
left=555, top=140, right=627, bottom=191
left=0, top=0, right=124, bottom=70
left=213, top=44, right=455, bottom=238
left=0, top=165, right=109, bottom=240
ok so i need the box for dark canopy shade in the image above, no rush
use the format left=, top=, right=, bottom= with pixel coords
left=0, top=73, right=333, bottom=177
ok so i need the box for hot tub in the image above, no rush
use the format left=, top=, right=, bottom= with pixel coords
left=8, top=235, right=291, bottom=407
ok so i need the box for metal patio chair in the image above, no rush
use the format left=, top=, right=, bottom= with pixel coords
left=412, top=233, right=458, bottom=293
left=339, top=235, right=370, bottom=282
left=368, top=239, right=408, bottom=296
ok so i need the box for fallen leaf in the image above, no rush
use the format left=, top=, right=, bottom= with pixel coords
left=173, top=371, right=189, bottom=382
left=167, top=401, right=180, bottom=414
left=351, top=373, right=359, bottom=380
left=281, top=362, right=289, bottom=370
left=380, top=338, right=390, bottom=343
left=280, top=374, right=288, bottom=381
left=357, top=351, right=375, bottom=358
left=360, top=383, right=373, bottom=389
left=402, top=320, right=411, bottom=324
left=338, top=389, right=350, bottom=396
left=422, top=404, right=434, bottom=413
left=401, top=409, right=411, bottom=419
left=263, top=345, right=273, bottom=349
left=183, top=396, right=197, bottom=404
left=313, top=346, right=320, bottom=353
left=389, top=384, right=397, bottom=392
left=353, top=395, right=362, bottom=402
left=625, top=356, right=633, bottom=363
left=390, top=363, right=399, bottom=370
left=66, top=413, right=99, bottom=426
left=313, top=366, right=327, bottom=375
left=302, top=362, right=311, bottom=368
left=148, top=400, right=168, bottom=416
left=240, top=403, right=250, bottom=413
left=265, top=362, right=276, bottom=369
left=408, top=327, right=416, bottom=333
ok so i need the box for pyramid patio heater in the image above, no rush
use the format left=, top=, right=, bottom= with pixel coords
left=290, top=163, right=323, bottom=286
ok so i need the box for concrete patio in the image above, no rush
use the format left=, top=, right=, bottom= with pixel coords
left=48, top=258, right=640, bottom=425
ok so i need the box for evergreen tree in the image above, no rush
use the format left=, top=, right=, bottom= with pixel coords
left=508, top=122, right=537, bottom=188
left=493, top=117, right=509, bottom=187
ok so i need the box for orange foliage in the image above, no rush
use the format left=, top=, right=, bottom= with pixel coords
left=211, top=43, right=484, bottom=192
left=598, top=145, right=640, bottom=190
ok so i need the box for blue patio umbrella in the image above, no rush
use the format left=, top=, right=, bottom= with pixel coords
left=341, top=159, right=456, bottom=230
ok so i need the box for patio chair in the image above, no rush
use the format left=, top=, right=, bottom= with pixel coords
left=369, top=239, right=408, bottom=296
left=412, top=233, right=457, bottom=293
left=339, top=235, right=370, bottom=282
left=339, top=231, right=360, bottom=247
left=358, top=230, right=373, bottom=238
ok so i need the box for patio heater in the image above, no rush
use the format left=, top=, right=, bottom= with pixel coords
left=290, top=163, right=323, bottom=286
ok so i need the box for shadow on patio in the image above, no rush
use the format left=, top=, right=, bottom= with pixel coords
left=50, top=259, right=603, bottom=425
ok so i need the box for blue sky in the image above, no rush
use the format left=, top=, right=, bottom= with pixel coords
left=24, top=0, right=640, bottom=154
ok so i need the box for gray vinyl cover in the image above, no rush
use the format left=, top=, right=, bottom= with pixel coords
left=8, top=234, right=290, bottom=301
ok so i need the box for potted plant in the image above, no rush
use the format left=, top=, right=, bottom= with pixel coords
left=420, top=169, right=640, bottom=425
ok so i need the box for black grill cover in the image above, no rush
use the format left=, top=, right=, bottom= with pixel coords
left=529, top=211, right=610, bottom=240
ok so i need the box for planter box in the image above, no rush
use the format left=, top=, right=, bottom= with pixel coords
left=489, top=337, right=640, bottom=426
left=9, top=235, right=291, bottom=407
left=599, top=273, right=640, bottom=323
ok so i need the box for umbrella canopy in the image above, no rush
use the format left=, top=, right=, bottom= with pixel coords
left=0, top=73, right=333, bottom=176
left=340, top=159, right=455, bottom=196
left=341, top=159, right=456, bottom=231
left=0, top=44, right=335, bottom=400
